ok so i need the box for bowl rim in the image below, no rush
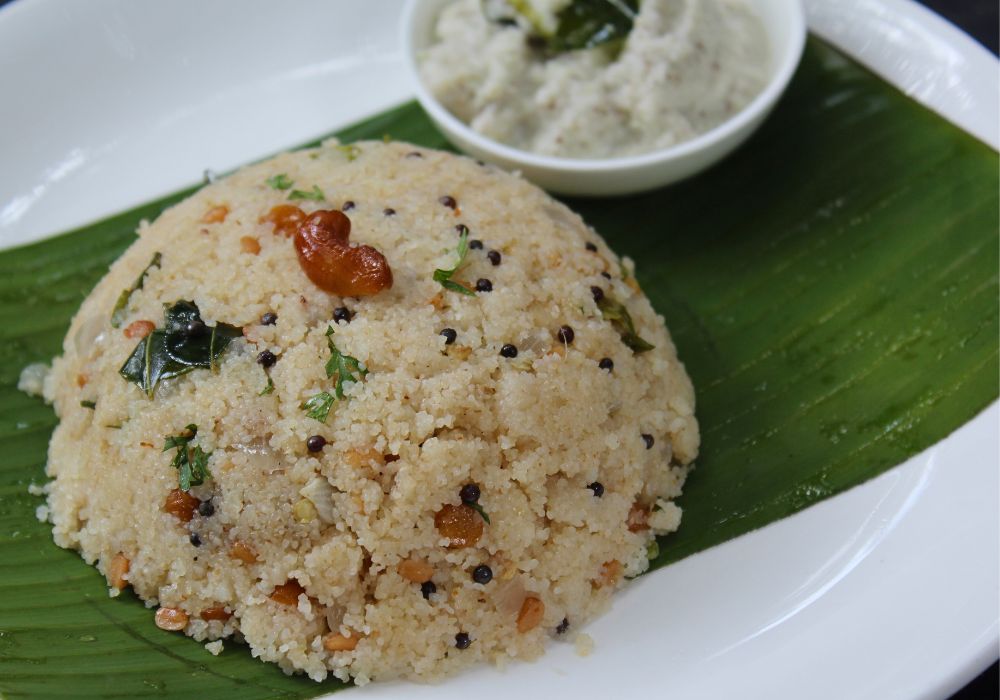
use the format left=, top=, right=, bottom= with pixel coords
left=401, top=0, right=808, bottom=173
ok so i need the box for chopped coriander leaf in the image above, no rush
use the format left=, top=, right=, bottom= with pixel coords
left=466, top=501, right=491, bottom=524
left=266, top=173, right=294, bottom=190
left=288, top=185, right=326, bottom=201
left=433, top=229, right=475, bottom=296
left=110, top=252, right=162, bottom=328
left=164, top=424, right=211, bottom=491
left=597, top=295, right=654, bottom=353
left=80, top=400, right=96, bottom=409
left=301, top=391, right=335, bottom=422
left=259, top=375, right=275, bottom=396
left=299, top=328, right=366, bottom=422
left=324, top=326, right=367, bottom=398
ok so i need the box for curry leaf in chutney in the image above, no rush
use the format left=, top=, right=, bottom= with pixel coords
left=550, top=0, right=639, bottom=52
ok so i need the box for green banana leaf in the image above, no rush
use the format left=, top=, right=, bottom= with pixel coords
left=0, top=37, right=996, bottom=698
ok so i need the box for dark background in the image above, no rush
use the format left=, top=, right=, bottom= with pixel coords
left=0, top=0, right=996, bottom=697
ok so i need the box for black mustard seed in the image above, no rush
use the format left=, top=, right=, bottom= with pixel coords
left=440, top=328, right=458, bottom=345
left=185, top=319, right=207, bottom=337
left=588, top=482, right=605, bottom=497
left=475, top=278, right=493, bottom=292
left=598, top=357, right=614, bottom=372
left=472, top=565, right=493, bottom=584
left=585, top=242, right=598, bottom=252
left=487, top=250, right=501, bottom=266
left=642, top=434, right=655, bottom=449
left=455, top=632, right=472, bottom=649
left=557, top=325, right=575, bottom=345
left=421, top=581, right=436, bottom=599
left=333, top=306, right=353, bottom=324
left=189, top=533, right=202, bottom=547
left=383, top=207, right=396, bottom=216
left=341, top=200, right=355, bottom=211
left=460, top=483, right=481, bottom=503
left=439, top=195, right=457, bottom=209
left=591, top=286, right=605, bottom=303
left=306, top=435, right=327, bottom=452
left=500, top=344, right=518, bottom=358
left=257, top=350, right=277, bottom=368
left=198, top=500, right=215, bottom=517
left=260, top=311, right=278, bottom=326
left=469, top=239, right=483, bottom=250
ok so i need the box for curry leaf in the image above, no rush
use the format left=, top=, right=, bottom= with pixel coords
left=119, top=301, right=243, bottom=397
left=110, top=252, right=162, bottom=328
left=550, top=0, right=639, bottom=52
left=597, top=295, right=654, bottom=353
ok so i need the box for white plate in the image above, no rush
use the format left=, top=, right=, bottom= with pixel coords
left=0, top=1, right=996, bottom=698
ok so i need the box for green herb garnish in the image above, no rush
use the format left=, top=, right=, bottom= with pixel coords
left=337, top=144, right=362, bottom=161
left=324, top=326, right=367, bottom=398
left=266, top=173, right=294, bottom=190
left=494, top=0, right=638, bottom=54
left=597, top=295, right=654, bottom=353
left=550, top=0, right=638, bottom=52
left=110, top=252, right=162, bottom=328
left=164, top=424, right=211, bottom=491
left=259, top=375, right=275, bottom=396
left=288, top=185, right=325, bottom=201
left=300, top=391, right=335, bottom=422
left=466, top=500, right=491, bottom=524
left=80, top=400, right=96, bottom=409
left=119, top=300, right=243, bottom=397
left=300, top=327, right=368, bottom=422
left=433, top=229, right=475, bottom=296
left=646, top=538, right=659, bottom=560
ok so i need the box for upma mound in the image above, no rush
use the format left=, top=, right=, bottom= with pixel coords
left=38, top=140, right=699, bottom=683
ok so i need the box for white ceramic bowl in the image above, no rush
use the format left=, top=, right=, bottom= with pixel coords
left=402, top=0, right=807, bottom=196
